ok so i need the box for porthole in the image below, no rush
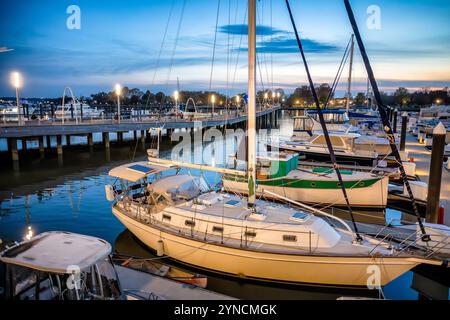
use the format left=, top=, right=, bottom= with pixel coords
left=185, top=220, right=195, bottom=227
left=283, top=235, right=297, bottom=242
left=310, top=182, right=317, bottom=187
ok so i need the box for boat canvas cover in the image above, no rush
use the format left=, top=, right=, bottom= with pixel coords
left=108, top=161, right=173, bottom=182
left=0, top=232, right=111, bottom=274
left=149, top=175, right=207, bottom=200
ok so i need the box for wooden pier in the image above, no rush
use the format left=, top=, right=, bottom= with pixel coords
left=0, top=107, right=281, bottom=165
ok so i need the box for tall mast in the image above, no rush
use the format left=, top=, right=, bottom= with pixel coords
left=345, top=34, right=354, bottom=112
left=343, top=0, right=428, bottom=239
left=247, top=0, right=257, bottom=206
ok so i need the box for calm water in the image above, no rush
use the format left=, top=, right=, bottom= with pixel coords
left=0, top=113, right=448, bottom=300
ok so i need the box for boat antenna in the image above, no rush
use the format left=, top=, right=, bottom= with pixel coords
left=285, top=0, right=362, bottom=242
left=343, top=0, right=429, bottom=241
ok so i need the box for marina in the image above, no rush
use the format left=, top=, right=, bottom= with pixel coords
left=0, top=0, right=449, bottom=306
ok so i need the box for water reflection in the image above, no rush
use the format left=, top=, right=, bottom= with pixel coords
left=0, top=113, right=448, bottom=299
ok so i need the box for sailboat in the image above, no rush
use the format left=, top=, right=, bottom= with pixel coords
left=106, top=0, right=444, bottom=287
left=222, top=151, right=389, bottom=208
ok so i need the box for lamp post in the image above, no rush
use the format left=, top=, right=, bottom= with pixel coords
left=211, top=94, right=215, bottom=117
left=115, top=84, right=122, bottom=123
left=174, top=90, right=179, bottom=120
left=276, top=91, right=280, bottom=104
left=11, top=72, right=22, bottom=125
left=235, top=95, right=240, bottom=115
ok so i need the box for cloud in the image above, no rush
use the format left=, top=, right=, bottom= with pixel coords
left=0, top=47, right=14, bottom=53
left=219, top=24, right=288, bottom=36
left=233, top=36, right=340, bottom=54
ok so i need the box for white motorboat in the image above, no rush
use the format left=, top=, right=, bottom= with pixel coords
left=54, top=102, right=103, bottom=120
left=272, top=131, right=379, bottom=166
left=0, top=231, right=230, bottom=300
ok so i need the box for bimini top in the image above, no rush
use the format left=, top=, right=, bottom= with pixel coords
left=108, top=161, right=174, bottom=182
left=0, top=231, right=111, bottom=274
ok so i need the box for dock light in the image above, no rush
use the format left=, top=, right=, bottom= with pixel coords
left=115, top=84, right=121, bottom=123
left=11, top=72, right=22, bottom=125
left=174, top=90, right=179, bottom=119
left=11, top=71, right=21, bottom=89
left=435, top=99, right=442, bottom=105
left=211, top=94, right=216, bottom=116
left=115, top=83, right=122, bottom=96
left=264, top=92, right=269, bottom=100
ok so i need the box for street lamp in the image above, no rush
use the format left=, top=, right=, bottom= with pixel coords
left=211, top=94, right=216, bottom=116
left=115, top=84, right=122, bottom=123
left=174, top=90, right=179, bottom=119
left=11, top=72, right=22, bottom=125
left=435, top=99, right=442, bottom=105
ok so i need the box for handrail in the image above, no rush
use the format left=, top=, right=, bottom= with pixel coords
left=262, top=190, right=356, bottom=238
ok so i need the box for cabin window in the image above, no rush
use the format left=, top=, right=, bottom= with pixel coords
left=245, top=231, right=257, bottom=238
left=162, top=214, right=171, bottom=221
left=225, top=199, right=240, bottom=207
left=185, top=220, right=195, bottom=227
left=212, top=226, right=224, bottom=233
left=283, top=235, right=297, bottom=242
left=329, top=136, right=344, bottom=147
left=312, top=136, right=326, bottom=145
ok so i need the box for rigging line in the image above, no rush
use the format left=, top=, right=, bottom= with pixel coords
left=150, top=0, right=175, bottom=87
left=270, top=0, right=274, bottom=93
left=343, top=0, right=428, bottom=240
left=231, top=4, right=248, bottom=91
left=209, top=0, right=222, bottom=91
left=166, top=0, right=187, bottom=89
left=256, top=1, right=271, bottom=95
left=324, top=36, right=352, bottom=108
left=284, top=0, right=362, bottom=241
left=326, top=47, right=350, bottom=108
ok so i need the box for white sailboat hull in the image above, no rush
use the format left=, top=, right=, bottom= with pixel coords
left=223, top=177, right=389, bottom=208
left=112, top=206, right=430, bottom=287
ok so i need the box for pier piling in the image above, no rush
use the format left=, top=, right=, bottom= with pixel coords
left=46, top=136, right=51, bottom=150
left=22, top=139, right=27, bottom=152
left=10, top=138, right=19, bottom=162
left=56, top=135, right=63, bottom=156
left=393, top=109, right=398, bottom=133
left=400, top=112, right=408, bottom=151
left=38, top=136, right=45, bottom=159
left=103, top=132, right=110, bottom=149
left=87, top=133, right=94, bottom=150
left=426, top=122, right=446, bottom=223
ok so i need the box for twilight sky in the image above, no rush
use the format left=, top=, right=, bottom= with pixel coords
left=0, top=0, right=449, bottom=98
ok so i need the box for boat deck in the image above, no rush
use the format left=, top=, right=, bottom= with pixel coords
left=115, top=265, right=234, bottom=300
